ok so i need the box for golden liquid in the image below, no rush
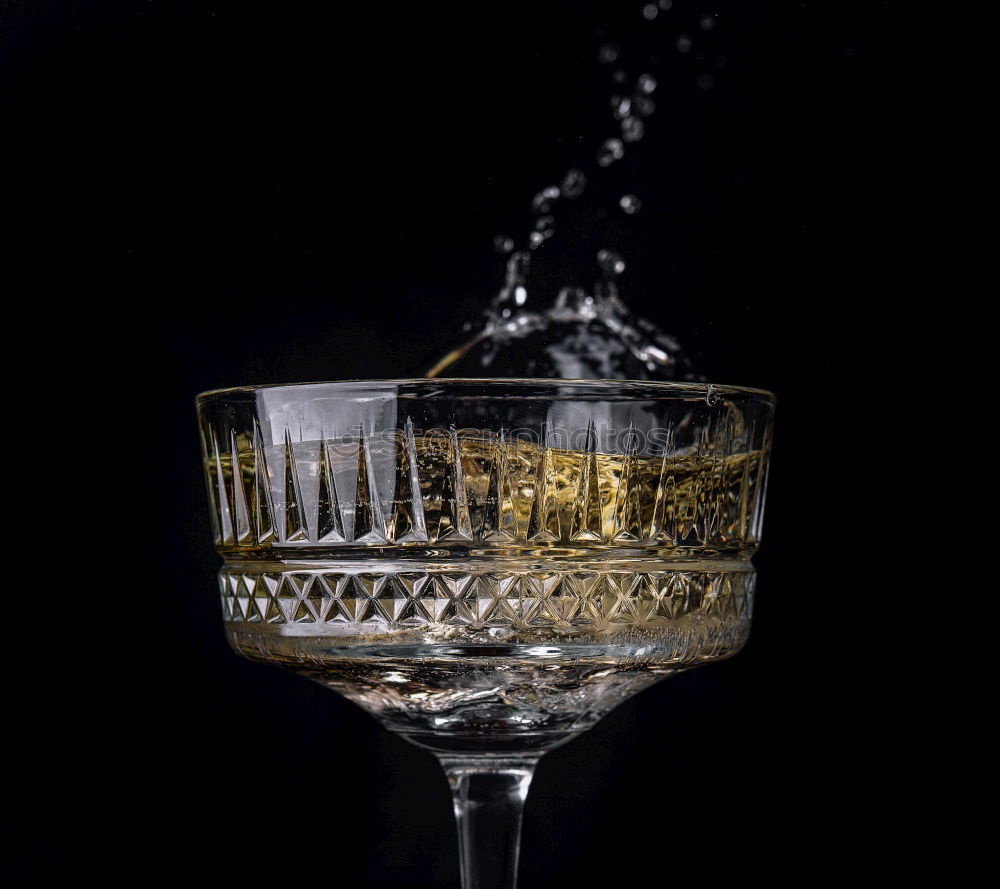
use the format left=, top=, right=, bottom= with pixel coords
left=208, top=430, right=765, bottom=745
left=206, top=431, right=767, bottom=552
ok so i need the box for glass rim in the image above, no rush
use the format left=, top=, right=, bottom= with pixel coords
left=196, top=377, right=775, bottom=404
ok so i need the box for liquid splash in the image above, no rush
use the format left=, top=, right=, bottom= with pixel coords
left=426, top=6, right=719, bottom=383
left=424, top=247, right=700, bottom=381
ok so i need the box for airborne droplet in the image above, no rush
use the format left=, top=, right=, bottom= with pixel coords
left=423, top=0, right=709, bottom=384
left=529, top=220, right=554, bottom=248
left=611, top=95, right=632, bottom=120
left=633, top=96, right=655, bottom=117
left=597, top=249, right=626, bottom=277
left=619, top=194, right=642, bottom=214
left=598, top=43, right=620, bottom=64
left=493, top=235, right=514, bottom=254
left=531, top=186, right=561, bottom=215
left=597, top=138, right=625, bottom=167
left=498, top=250, right=531, bottom=302
left=621, top=116, right=644, bottom=143
left=561, top=168, right=587, bottom=198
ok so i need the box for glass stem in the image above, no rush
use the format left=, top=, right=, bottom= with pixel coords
left=439, top=756, right=538, bottom=889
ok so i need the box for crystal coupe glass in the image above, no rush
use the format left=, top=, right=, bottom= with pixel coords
left=197, top=379, right=774, bottom=889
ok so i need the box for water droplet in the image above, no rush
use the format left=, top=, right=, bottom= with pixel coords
left=612, top=69, right=627, bottom=85
left=498, top=250, right=531, bottom=302
left=637, top=73, right=657, bottom=94
left=529, top=223, right=554, bottom=249
left=597, top=249, right=626, bottom=276
left=611, top=94, right=632, bottom=120
left=621, top=116, right=644, bottom=143
left=633, top=96, right=655, bottom=117
left=699, top=13, right=717, bottom=30
left=598, top=43, right=620, bottom=64
left=534, top=215, right=555, bottom=232
left=493, top=235, right=514, bottom=254
left=557, top=286, right=598, bottom=319
left=697, top=74, right=715, bottom=91
left=676, top=34, right=692, bottom=53
left=641, top=3, right=659, bottom=20
left=561, top=168, right=587, bottom=198
left=658, top=0, right=673, bottom=9
left=531, top=186, right=560, bottom=214
left=596, top=138, right=625, bottom=167
left=619, top=194, right=642, bottom=214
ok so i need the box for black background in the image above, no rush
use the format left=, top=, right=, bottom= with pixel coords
left=4, top=0, right=894, bottom=882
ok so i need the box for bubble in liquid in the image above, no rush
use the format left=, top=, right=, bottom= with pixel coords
left=699, top=13, right=717, bottom=30
left=676, top=33, right=692, bottom=53
left=531, top=185, right=560, bottom=214
left=597, top=249, right=626, bottom=276
left=641, top=3, right=658, bottom=20
left=637, top=73, right=657, bottom=94
left=561, top=167, right=587, bottom=198
left=619, top=194, right=642, bottom=214
left=596, top=138, right=625, bottom=167
left=633, top=95, right=655, bottom=117
left=598, top=43, right=620, bottom=64
left=494, top=234, right=514, bottom=254
left=534, top=214, right=555, bottom=232
left=621, top=116, right=645, bottom=143
left=611, top=94, right=632, bottom=120
left=612, top=68, right=627, bottom=85
left=697, top=74, right=715, bottom=91
left=658, top=0, right=673, bottom=9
